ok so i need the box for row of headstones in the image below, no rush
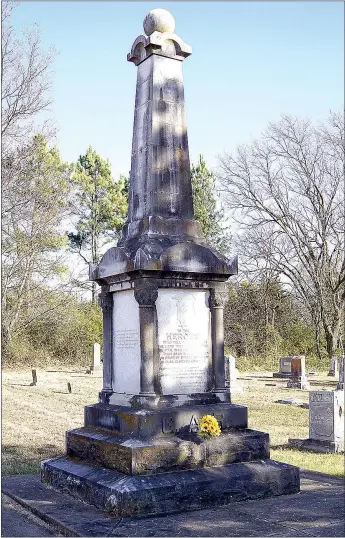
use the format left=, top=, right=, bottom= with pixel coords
left=274, top=355, right=344, bottom=391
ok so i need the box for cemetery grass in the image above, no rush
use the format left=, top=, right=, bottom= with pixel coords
left=2, top=369, right=343, bottom=478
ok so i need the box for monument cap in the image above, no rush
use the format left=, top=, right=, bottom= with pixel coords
left=143, top=8, right=175, bottom=36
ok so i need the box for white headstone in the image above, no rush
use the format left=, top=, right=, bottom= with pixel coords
left=112, top=290, right=141, bottom=395
left=225, top=354, right=243, bottom=393
left=337, top=356, right=344, bottom=390
left=91, top=343, right=101, bottom=370
left=156, top=289, right=211, bottom=395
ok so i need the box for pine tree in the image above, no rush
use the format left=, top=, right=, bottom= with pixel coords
left=68, top=146, right=128, bottom=302
left=191, top=155, right=231, bottom=254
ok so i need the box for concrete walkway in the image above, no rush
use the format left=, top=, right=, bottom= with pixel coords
left=2, top=470, right=344, bottom=537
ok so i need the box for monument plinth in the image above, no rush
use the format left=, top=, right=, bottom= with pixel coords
left=42, top=8, right=300, bottom=516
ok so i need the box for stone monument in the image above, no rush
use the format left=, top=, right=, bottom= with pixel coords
left=289, top=390, right=344, bottom=453
left=273, top=356, right=295, bottom=378
left=327, top=356, right=338, bottom=377
left=225, top=354, right=243, bottom=393
left=41, top=8, right=299, bottom=516
left=90, top=343, right=101, bottom=372
left=287, top=356, right=310, bottom=390
left=337, top=356, right=344, bottom=390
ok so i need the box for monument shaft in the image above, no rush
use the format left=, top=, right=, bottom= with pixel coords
left=129, top=54, right=193, bottom=221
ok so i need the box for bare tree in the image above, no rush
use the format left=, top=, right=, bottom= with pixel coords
left=218, top=112, right=344, bottom=359
left=1, top=1, right=56, bottom=148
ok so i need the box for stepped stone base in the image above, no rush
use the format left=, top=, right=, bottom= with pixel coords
left=84, top=402, right=248, bottom=438
left=288, top=438, right=344, bottom=454
left=67, top=427, right=270, bottom=475
left=273, top=372, right=293, bottom=379
left=41, top=456, right=300, bottom=518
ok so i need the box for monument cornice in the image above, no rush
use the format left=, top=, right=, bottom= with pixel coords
left=127, top=31, right=192, bottom=66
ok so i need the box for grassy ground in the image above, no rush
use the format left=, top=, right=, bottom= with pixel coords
left=2, top=368, right=343, bottom=477
left=231, top=371, right=343, bottom=477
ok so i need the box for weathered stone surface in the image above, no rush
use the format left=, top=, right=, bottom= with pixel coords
left=41, top=457, right=300, bottom=518
left=288, top=437, right=342, bottom=454
left=309, top=390, right=344, bottom=452
left=66, top=427, right=269, bottom=475
left=84, top=402, right=248, bottom=438
left=3, top=472, right=344, bottom=537
left=156, top=288, right=211, bottom=395
left=288, top=389, right=344, bottom=453
left=112, top=289, right=141, bottom=397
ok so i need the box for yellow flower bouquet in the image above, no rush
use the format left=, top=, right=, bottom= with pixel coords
left=198, top=415, right=221, bottom=440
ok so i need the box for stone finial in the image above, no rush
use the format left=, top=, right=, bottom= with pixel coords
left=143, top=9, right=175, bottom=36
left=128, top=9, right=192, bottom=65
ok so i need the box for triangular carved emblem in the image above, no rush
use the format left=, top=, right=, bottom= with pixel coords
left=189, top=415, right=199, bottom=433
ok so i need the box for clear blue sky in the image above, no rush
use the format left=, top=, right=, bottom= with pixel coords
left=12, top=1, right=344, bottom=178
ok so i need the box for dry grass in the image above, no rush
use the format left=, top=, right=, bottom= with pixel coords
left=2, top=368, right=343, bottom=477
left=232, top=371, right=344, bottom=477
left=2, top=367, right=102, bottom=475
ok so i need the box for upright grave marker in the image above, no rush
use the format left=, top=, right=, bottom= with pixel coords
left=337, top=356, right=344, bottom=390
left=328, top=356, right=338, bottom=377
left=90, top=343, right=101, bottom=372
left=289, top=390, right=344, bottom=453
left=41, top=8, right=300, bottom=516
left=287, top=356, right=310, bottom=390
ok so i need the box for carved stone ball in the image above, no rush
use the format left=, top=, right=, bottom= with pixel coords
left=143, top=9, right=175, bottom=36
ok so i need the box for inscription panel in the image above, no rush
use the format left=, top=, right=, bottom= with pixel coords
left=113, top=290, right=141, bottom=394
left=156, top=289, right=211, bottom=395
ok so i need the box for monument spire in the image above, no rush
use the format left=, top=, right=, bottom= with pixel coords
left=91, top=8, right=237, bottom=280
left=127, top=8, right=193, bottom=223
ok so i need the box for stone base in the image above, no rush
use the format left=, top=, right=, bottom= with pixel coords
left=287, top=376, right=310, bottom=390
left=288, top=438, right=344, bottom=454
left=273, top=372, right=292, bottom=379
left=85, top=402, right=248, bottom=439
left=67, top=427, right=269, bottom=475
left=41, top=457, right=300, bottom=518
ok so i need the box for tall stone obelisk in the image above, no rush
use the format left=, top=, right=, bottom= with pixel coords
left=41, top=9, right=300, bottom=516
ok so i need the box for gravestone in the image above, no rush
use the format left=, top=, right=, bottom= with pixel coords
left=30, top=369, right=37, bottom=386
left=41, top=8, right=300, bottom=517
left=337, top=356, right=344, bottom=390
left=327, top=356, right=338, bottom=377
left=90, top=343, right=101, bottom=372
left=273, top=356, right=294, bottom=378
left=287, top=356, right=310, bottom=390
left=289, top=390, right=344, bottom=453
left=225, top=354, right=243, bottom=393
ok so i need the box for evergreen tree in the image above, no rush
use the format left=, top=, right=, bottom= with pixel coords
left=191, top=155, right=231, bottom=254
left=68, top=146, right=128, bottom=302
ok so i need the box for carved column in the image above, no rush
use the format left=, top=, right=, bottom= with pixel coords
left=98, top=290, right=113, bottom=400
left=210, top=289, right=228, bottom=391
left=134, top=283, right=158, bottom=396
